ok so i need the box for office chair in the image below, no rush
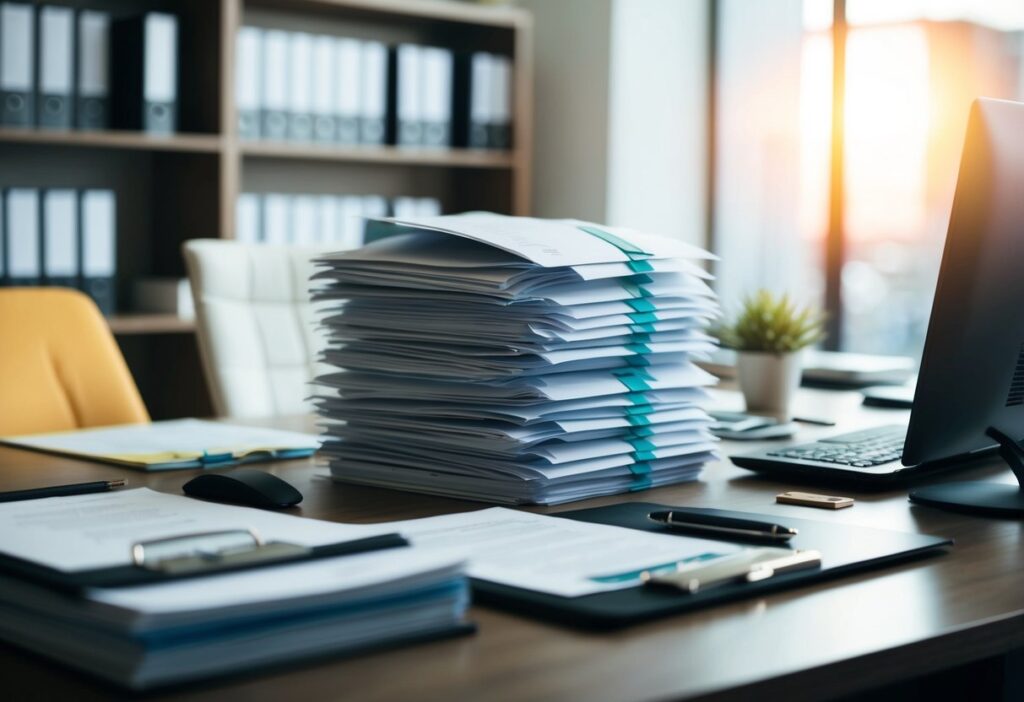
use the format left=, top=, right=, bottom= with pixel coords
left=183, top=240, right=329, bottom=418
left=0, top=288, right=149, bottom=436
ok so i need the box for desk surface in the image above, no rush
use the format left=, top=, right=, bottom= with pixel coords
left=3, top=387, right=1023, bottom=702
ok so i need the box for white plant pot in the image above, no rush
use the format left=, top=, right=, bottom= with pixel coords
left=735, top=350, right=804, bottom=420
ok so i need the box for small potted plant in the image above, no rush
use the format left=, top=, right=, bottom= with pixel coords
left=718, top=291, right=825, bottom=419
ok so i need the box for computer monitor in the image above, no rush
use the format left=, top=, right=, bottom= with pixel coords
left=907, top=97, right=1024, bottom=516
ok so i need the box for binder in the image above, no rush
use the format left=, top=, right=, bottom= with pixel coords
left=473, top=502, right=952, bottom=629
left=235, top=192, right=261, bottom=243
left=334, top=37, right=361, bottom=144
left=261, top=30, right=288, bottom=139
left=311, top=34, right=335, bottom=142
left=262, top=193, right=291, bottom=244
left=36, top=5, right=73, bottom=129
left=75, top=10, right=110, bottom=129
left=79, top=189, right=116, bottom=314
left=391, top=44, right=422, bottom=147
left=316, top=194, right=337, bottom=245
left=420, top=47, right=453, bottom=148
left=42, top=189, right=78, bottom=287
left=287, top=32, right=313, bottom=141
left=291, top=194, right=317, bottom=245
left=359, top=40, right=387, bottom=145
left=392, top=196, right=418, bottom=220
left=235, top=26, right=261, bottom=139
left=111, top=12, right=178, bottom=134
left=468, top=52, right=492, bottom=148
left=3, top=188, right=40, bottom=286
left=337, top=194, right=364, bottom=248
left=416, top=196, right=442, bottom=217
left=0, top=3, right=34, bottom=127
left=489, top=54, right=513, bottom=149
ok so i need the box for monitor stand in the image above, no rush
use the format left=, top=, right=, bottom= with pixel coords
left=909, top=427, right=1024, bottom=517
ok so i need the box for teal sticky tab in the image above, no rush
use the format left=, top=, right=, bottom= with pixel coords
left=629, top=461, right=652, bottom=476
left=201, top=451, right=234, bottom=466
left=629, top=480, right=653, bottom=492
left=630, top=323, right=656, bottom=333
left=627, top=414, right=652, bottom=426
left=620, top=282, right=653, bottom=299
left=630, top=426, right=655, bottom=438
left=628, top=438, right=657, bottom=453
left=626, top=298, right=657, bottom=313
left=626, top=343, right=651, bottom=355
left=626, top=355, right=650, bottom=368
left=630, top=332, right=651, bottom=344
left=616, top=374, right=650, bottom=392
left=625, top=404, right=655, bottom=416
left=631, top=273, right=654, bottom=285
left=628, top=259, right=655, bottom=273
left=625, top=392, right=648, bottom=405
left=577, top=225, right=653, bottom=260
left=628, top=311, right=659, bottom=324
left=632, top=450, right=657, bottom=462
left=614, top=367, right=653, bottom=380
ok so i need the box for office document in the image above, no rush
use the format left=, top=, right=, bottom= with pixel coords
left=287, top=31, right=314, bottom=140
left=0, top=3, right=34, bottom=126
left=43, top=189, right=77, bottom=286
left=390, top=508, right=740, bottom=597
left=235, top=26, right=261, bottom=139
left=76, top=10, right=110, bottom=129
left=261, top=29, right=289, bottom=139
left=37, top=5, right=73, bottom=129
left=335, top=37, right=361, bottom=143
left=313, top=214, right=720, bottom=504
left=2, top=418, right=319, bottom=470
left=0, top=489, right=469, bottom=689
left=4, top=188, right=40, bottom=285
left=80, top=189, right=116, bottom=314
left=359, top=40, right=387, bottom=144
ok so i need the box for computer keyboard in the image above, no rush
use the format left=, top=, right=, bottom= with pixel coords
left=765, top=425, right=907, bottom=467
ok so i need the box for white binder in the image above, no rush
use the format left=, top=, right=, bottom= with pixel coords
left=287, top=32, right=314, bottom=141
left=490, top=54, right=513, bottom=149
left=337, top=195, right=364, bottom=248
left=4, top=188, right=40, bottom=285
left=468, top=52, right=492, bottom=148
left=0, top=3, right=34, bottom=126
left=43, top=189, right=78, bottom=287
left=261, top=30, right=289, bottom=139
left=80, top=189, right=117, bottom=314
left=334, top=37, right=361, bottom=144
left=395, top=44, right=422, bottom=147
left=311, top=35, right=335, bottom=142
left=76, top=10, right=110, bottom=129
left=316, top=195, right=338, bottom=245
left=420, top=47, right=453, bottom=148
left=359, top=40, right=387, bottom=144
left=37, top=6, right=73, bottom=129
left=143, top=13, right=177, bottom=133
left=262, top=193, right=291, bottom=244
left=235, top=193, right=261, bottom=243
left=235, top=26, right=262, bottom=139
left=291, top=195, right=317, bottom=245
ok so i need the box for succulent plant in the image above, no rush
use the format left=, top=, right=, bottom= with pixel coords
left=717, top=290, right=826, bottom=353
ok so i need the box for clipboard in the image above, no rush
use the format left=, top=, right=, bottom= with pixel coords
left=471, top=502, right=952, bottom=629
left=0, top=529, right=408, bottom=594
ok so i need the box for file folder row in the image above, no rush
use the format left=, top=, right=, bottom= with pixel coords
left=236, top=26, right=512, bottom=149
left=236, top=192, right=441, bottom=248
left=0, top=4, right=177, bottom=132
left=313, top=214, right=722, bottom=505
left=0, top=187, right=117, bottom=314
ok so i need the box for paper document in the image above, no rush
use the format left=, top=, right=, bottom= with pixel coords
left=389, top=507, right=740, bottom=597
left=2, top=419, right=320, bottom=470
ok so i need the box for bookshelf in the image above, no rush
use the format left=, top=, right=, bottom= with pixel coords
left=0, top=0, right=533, bottom=419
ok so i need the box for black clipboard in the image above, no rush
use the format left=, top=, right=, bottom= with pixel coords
left=471, top=502, right=952, bottom=629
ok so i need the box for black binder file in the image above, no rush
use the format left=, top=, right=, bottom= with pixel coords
left=0, top=2, right=35, bottom=127
left=79, top=189, right=116, bottom=314
left=472, top=502, right=952, bottom=629
left=36, top=5, right=73, bottom=129
left=111, top=12, right=178, bottom=133
left=76, top=10, right=110, bottom=129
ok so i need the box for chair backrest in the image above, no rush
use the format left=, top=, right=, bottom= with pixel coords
left=183, top=240, right=329, bottom=418
left=0, top=288, right=149, bottom=435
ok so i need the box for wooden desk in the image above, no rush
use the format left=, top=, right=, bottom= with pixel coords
left=3, top=387, right=1024, bottom=702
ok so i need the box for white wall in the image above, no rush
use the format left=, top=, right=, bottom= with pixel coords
left=517, top=0, right=710, bottom=246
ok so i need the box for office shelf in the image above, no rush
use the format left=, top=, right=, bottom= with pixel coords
left=240, top=141, right=517, bottom=168
left=246, top=0, right=529, bottom=29
left=0, top=129, right=223, bottom=154
left=107, top=314, right=196, bottom=336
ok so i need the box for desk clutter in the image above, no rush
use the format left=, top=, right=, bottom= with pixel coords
left=313, top=214, right=721, bottom=504
left=236, top=25, right=513, bottom=148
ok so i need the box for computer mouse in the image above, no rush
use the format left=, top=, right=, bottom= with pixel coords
left=183, top=469, right=303, bottom=509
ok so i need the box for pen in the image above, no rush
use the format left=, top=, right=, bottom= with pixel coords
left=648, top=509, right=798, bottom=542
left=792, top=416, right=836, bottom=427
left=0, top=479, right=127, bottom=503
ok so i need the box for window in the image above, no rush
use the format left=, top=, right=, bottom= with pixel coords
left=712, top=0, right=1024, bottom=357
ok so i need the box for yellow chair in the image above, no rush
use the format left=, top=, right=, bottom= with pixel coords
left=0, top=288, right=149, bottom=436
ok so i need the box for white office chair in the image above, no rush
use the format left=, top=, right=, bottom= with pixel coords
left=183, top=239, right=330, bottom=418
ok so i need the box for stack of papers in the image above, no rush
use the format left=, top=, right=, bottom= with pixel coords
left=0, top=489, right=468, bottom=690
left=313, top=214, right=720, bottom=505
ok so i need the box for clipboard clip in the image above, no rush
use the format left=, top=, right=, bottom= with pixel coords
left=641, top=548, right=822, bottom=594
left=131, top=529, right=312, bottom=575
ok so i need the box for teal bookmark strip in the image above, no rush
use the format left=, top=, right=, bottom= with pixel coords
left=577, top=225, right=654, bottom=260
left=625, top=404, right=655, bottom=416
left=626, top=298, right=657, bottom=313
left=626, top=355, right=650, bottom=368
left=201, top=451, right=234, bottom=466
left=630, top=332, right=651, bottom=344
left=628, top=312, right=659, bottom=324
left=615, top=374, right=650, bottom=392
left=629, top=426, right=655, bottom=438
left=630, top=323, right=656, bottom=333
left=632, top=450, right=657, bottom=462
left=629, top=461, right=652, bottom=476
left=626, top=343, right=651, bottom=355
left=621, top=282, right=654, bottom=299
left=628, top=259, right=654, bottom=273
left=626, top=413, right=651, bottom=426
left=625, top=392, right=648, bottom=405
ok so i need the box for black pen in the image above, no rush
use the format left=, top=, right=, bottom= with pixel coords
left=648, top=509, right=798, bottom=542
left=0, top=479, right=126, bottom=503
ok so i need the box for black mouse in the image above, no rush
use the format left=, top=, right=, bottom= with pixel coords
left=183, top=469, right=303, bottom=509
